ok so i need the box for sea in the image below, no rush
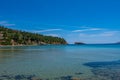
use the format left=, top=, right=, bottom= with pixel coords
left=0, top=44, right=120, bottom=80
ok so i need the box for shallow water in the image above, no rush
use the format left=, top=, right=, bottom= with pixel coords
left=0, top=44, right=120, bottom=80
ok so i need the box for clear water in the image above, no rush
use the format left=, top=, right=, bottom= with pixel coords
left=0, top=44, right=120, bottom=79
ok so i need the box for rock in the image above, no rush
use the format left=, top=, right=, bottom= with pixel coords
left=74, top=42, right=85, bottom=45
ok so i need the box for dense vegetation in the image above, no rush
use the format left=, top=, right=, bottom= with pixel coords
left=0, top=26, right=67, bottom=45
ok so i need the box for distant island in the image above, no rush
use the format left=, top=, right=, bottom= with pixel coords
left=74, top=42, right=85, bottom=45
left=116, top=42, right=120, bottom=44
left=0, top=26, right=67, bottom=46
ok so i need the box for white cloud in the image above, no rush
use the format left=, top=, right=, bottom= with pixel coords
left=45, top=34, right=60, bottom=37
left=79, top=31, right=119, bottom=37
left=72, top=28, right=102, bottom=32
left=32, top=29, right=62, bottom=33
left=80, top=26, right=90, bottom=28
left=72, top=29, right=88, bottom=32
left=79, top=33, right=96, bottom=37
left=89, top=28, right=102, bottom=30
left=79, top=33, right=88, bottom=36
left=99, top=31, right=119, bottom=37
left=0, top=21, right=15, bottom=26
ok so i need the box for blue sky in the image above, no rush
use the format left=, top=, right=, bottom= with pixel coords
left=0, top=0, right=120, bottom=44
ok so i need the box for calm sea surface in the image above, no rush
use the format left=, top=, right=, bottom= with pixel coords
left=0, top=44, right=120, bottom=80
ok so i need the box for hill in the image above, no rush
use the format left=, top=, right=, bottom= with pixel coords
left=0, top=26, right=67, bottom=45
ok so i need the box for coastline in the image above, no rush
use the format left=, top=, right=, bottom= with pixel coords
left=0, top=44, right=38, bottom=47
left=0, top=44, right=69, bottom=47
left=0, top=43, right=120, bottom=47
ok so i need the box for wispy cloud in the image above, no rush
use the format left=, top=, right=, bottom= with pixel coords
left=72, top=28, right=102, bottom=32
left=0, top=21, right=15, bottom=26
left=32, top=29, right=62, bottom=33
left=80, top=26, right=90, bottom=28
left=45, top=34, right=60, bottom=37
left=34, top=24, right=93, bottom=29
left=40, top=24, right=81, bottom=28
left=79, top=31, right=119, bottom=37
left=99, top=31, right=119, bottom=37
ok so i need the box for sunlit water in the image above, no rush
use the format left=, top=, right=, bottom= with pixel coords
left=0, top=44, right=120, bottom=79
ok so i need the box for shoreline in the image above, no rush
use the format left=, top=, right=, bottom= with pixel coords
left=1, top=43, right=119, bottom=46
left=0, top=44, right=39, bottom=47
left=0, top=44, right=68, bottom=47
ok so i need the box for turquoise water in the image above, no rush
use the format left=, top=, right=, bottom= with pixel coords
left=0, top=44, right=120, bottom=80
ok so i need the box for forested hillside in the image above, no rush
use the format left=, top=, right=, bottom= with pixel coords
left=0, top=26, right=67, bottom=45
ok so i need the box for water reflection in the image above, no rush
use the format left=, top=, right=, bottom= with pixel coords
left=0, top=46, right=27, bottom=63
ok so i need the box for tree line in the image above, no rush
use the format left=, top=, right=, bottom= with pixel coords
left=0, top=26, right=67, bottom=45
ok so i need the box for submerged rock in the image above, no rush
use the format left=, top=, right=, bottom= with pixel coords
left=0, top=74, right=41, bottom=80
left=75, top=72, right=83, bottom=75
left=83, top=60, right=120, bottom=68
left=60, top=75, right=72, bottom=80
left=83, top=60, right=120, bottom=80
